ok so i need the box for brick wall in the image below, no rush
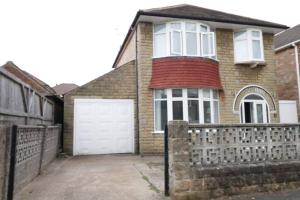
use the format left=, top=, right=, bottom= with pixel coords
left=63, top=60, right=137, bottom=154
left=137, top=23, right=164, bottom=155
left=275, top=44, right=300, bottom=119
left=136, top=23, right=280, bottom=154
left=216, top=29, right=279, bottom=123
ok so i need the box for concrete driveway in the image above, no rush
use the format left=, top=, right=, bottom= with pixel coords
left=15, top=155, right=168, bottom=200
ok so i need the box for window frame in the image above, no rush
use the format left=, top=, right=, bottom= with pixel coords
left=233, top=29, right=265, bottom=64
left=153, top=88, right=220, bottom=133
left=153, top=21, right=216, bottom=59
left=239, top=93, right=270, bottom=124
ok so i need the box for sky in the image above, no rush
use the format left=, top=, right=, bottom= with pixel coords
left=0, top=0, right=299, bottom=87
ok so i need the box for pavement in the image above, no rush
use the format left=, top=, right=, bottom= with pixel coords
left=14, top=154, right=300, bottom=200
left=15, top=155, right=168, bottom=200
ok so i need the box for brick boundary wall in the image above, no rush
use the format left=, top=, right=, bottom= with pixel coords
left=0, top=124, right=61, bottom=199
left=168, top=121, right=300, bottom=200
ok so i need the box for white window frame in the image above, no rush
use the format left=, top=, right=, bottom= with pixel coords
left=153, top=21, right=216, bottom=59
left=233, top=29, right=265, bottom=64
left=153, top=24, right=167, bottom=57
left=240, top=94, right=270, bottom=124
left=153, top=88, right=220, bottom=133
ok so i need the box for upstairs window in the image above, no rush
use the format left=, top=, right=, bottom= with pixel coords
left=234, top=29, right=264, bottom=63
left=153, top=21, right=216, bottom=59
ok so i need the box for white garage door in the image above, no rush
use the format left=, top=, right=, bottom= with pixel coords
left=74, top=99, right=134, bottom=155
left=279, top=100, right=298, bottom=123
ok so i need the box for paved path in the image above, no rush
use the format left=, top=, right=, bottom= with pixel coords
left=15, top=155, right=168, bottom=200
left=228, top=189, right=300, bottom=200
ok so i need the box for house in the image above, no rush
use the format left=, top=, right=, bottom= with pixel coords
left=0, top=61, right=63, bottom=125
left=64, top=4, right=288, bottom=155
left=275, top=24, right=300, bottom=123
left=53, top=83, right=78, bottom=97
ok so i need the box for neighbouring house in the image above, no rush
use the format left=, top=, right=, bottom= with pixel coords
left=53, top=83, right=78, bottom=97
left=275, top=24, right=300, bottom=123
left=0, top=61, right=63, bottom=125
left=64, top=4, right=288, bottom=155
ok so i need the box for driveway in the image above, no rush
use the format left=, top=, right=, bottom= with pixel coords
left=15, top=155, right=168, bottom=200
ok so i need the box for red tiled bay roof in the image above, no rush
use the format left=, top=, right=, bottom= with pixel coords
left=149, top=57, right=222, bottom=89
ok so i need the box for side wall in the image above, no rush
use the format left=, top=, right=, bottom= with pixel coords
left=276, top=44, right=300, bottom=120
left=63, top=61, right=137, bottom=154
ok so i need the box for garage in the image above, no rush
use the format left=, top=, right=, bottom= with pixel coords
left=73, top=99, right=134, bottom=155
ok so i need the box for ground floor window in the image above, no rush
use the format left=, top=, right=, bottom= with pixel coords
left=240, top=94, right=269, bottom=123
left=154, top=88, right=219, bottom=132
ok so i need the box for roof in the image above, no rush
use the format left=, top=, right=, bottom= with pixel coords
left=1, top=61, right=57, bottom=95
left=113, top=4, right=289, bottom=67
left=275, top=24, right=300, bottom=50
left=142, top=4, right=288, bottom=29
left=53, top=83, right=78, bottom=95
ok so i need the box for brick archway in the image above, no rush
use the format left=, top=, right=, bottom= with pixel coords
left=233, top=85, right=276, bottom=114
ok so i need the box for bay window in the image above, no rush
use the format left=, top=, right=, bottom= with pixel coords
left=153, top=21, right=216, bottom=59
left=154, top=88, right=220, bottom=132
left=234, top=29, right=264, bottom=63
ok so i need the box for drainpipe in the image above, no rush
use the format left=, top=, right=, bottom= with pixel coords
left=135, top=25, right=140, bottom=154
left=292, top=43, right=300, bottom=105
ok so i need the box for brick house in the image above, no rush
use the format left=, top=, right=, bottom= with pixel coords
left=64, top=4, right=288, bottom=155
left=275, top=24, right=300, bottom=123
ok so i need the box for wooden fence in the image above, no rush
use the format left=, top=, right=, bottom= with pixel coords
left=0, top=68, right=54, bottom=125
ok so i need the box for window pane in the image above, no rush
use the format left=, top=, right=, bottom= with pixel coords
left=172, top=89, right=182, bottom=97
left=188, top=89, right=198, bottom=98
left=200, top=25, right=208, bottom=32
left=245, top=94, right=263, bottom=100
left=252, top=40, right=262, bottom=59
left=203, top=89, right=210, bottom=98
left=173, top=101, right=183, bottom=120
left=154, top=24, right=166, bottom=34
left=171, top=23, right=181, bottom=30
left=186, top=32, right=197, bottom=55
left=155, top=101, right=168, bottom=131
left=256, top=104, right=263, bottom=123
left=235, top=40, right=248, bottom=61
left=154, top=33, right=166, bottom=57
left=252, top=31, right=260, bottom=38
left=204, top=101, right=211, bottom=123
left=171, top=31, right=182, bottom=55
left=202, top=33, right=209, bottom=55
left=188, top=100, right=199, bottom=123
left=213, top=101, right=219, bottom=123
left=234, top=31, right=247, bottom=40
left=213, top=90, right=219, bottom=99
left=186, top=23, right=196, bottom=31
left=155, top=89, right=167, bottom=99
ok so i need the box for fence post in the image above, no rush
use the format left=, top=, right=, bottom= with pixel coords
left=39, top=126, right=47, bottom=174
left=164, top=124, right=169, bottom=197
left=7, top=125, right=17, bottom=200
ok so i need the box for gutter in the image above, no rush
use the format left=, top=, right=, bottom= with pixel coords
left=275, top=39, right=300, bottom=52
left=293, top=43, right=300, bottom=105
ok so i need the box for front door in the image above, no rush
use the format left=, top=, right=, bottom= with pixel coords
left=241, top=95, right=269, bottom=123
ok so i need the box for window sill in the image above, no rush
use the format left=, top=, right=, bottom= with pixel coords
left=152, top=131, right=164, bottom=134
left=235, top=60, right=266, bottom=68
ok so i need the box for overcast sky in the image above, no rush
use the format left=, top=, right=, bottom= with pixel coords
left=0, top=0, right=299, bottom=86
